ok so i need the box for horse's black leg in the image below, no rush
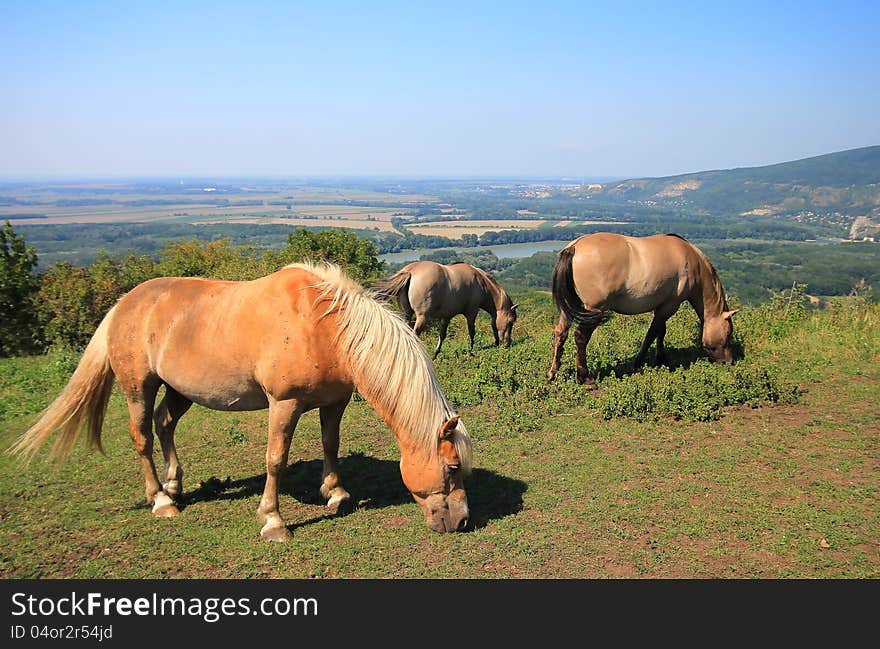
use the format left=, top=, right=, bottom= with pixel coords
left=634, top=316, right=663, bottom=369
left=548, top=311, right=572, bottom=381
left=433, top=319, right=449, bottom=359
left=654, top=319, right=669, bottom=366
left=466, top=314, right=477, bottom=350
left=154, top=386, right=193, bottom=501
left=574, top=323, right=596, bottom=385
left=319, top=397, right=353, bottom=515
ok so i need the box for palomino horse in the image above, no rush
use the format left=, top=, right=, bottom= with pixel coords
left=547, top=233, right=740, bottom=385
left=11, top=262, right=472, bottom=540
left=374, top=261, right=518, bottom=358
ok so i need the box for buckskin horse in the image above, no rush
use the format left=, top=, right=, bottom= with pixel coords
left=374, top=261, right=518, bottom=358
left=548, top=233, right=740, bottom=385
left=11, top=262, right=472, bottom=540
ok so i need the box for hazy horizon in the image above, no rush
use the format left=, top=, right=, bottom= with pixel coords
left=3, top=1, right=878, bottom=179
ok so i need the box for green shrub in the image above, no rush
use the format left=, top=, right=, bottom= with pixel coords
left=596, top=360, right=800, bottom=422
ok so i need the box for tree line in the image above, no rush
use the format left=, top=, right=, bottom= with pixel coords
left=0, top=222, right=384, bottom=356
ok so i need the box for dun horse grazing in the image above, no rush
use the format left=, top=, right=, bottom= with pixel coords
left=10, top=262, right=472, bottom=540
left=374, top=261, right=518, bottom=358
left=548, top=233, right=740, bottom=385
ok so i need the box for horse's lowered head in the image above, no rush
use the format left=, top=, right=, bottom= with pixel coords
left=702, top=308, right=740, bottom=364
left=399, top=416, right=471, bottom=533
left=496, top=304, right=518, bottom=347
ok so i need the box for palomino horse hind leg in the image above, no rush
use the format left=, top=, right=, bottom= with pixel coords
left=574, top=323, right=597, bottom=386
left=125, top=386, right=178, bottom=518
left=433, top=319, right=449, bottom=359
left=319, top=399, right=353, bottom=515
left=258, top=398, right=302, bottom=542
left=154, top=386, right=193, bottom=501
left=547, top=311, right=572, bottom=381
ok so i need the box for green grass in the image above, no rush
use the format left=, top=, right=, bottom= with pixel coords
left=0, top=291, right=877, bottom=578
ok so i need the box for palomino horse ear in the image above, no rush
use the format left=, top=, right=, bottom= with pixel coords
left=723, top=308, right=741, bottom=320
left=439, top=416, right=460, bottom=440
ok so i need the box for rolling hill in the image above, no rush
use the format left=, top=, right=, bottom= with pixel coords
left=582, top=145, right=880, bottom=221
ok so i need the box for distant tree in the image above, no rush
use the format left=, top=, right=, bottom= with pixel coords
left=0, top=221, right=41, bottom=355
left=280, top=228, right=385, bottom=284
left=37, top=262, right=96, bottom=349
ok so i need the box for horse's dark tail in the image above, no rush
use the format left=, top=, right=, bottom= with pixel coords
left=551, top=246, right=610, bottom=327
left=372, top=270, right=413, bottom=312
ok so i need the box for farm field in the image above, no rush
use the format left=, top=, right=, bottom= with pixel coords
left=408, top=219, right=628, bottom=238
left=1, top=288, right=877, bottom=578
left=0, top=184, right=434, bottom=228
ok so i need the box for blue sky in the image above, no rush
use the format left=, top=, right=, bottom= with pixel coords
left=2, top=0, right=878, bottom=179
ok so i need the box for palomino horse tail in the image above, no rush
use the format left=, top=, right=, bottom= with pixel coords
left=9, top=306, right=117, bottom=462
left=372, top=270, right=413, bottom=311
left=551, top=246, right=610, bottom=327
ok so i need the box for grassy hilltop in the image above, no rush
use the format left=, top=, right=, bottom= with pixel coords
left=583, top=145, right=880, bottom=217
left=1, top=286, right=877, bottom=578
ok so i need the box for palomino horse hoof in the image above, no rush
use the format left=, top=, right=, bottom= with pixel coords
left=326, top=494, right=354, bottom=516
left=153, top=503, right=180, bottom=518
left=260, top=525, right=292, bottom=542
left=151, top=492, right=179, bottom=517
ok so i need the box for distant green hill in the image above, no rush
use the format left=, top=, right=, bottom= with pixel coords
left=584, top=145, right=880, bottom=219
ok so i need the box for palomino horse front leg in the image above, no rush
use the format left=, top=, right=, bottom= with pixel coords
left=547, top=311, right=572, bottom=381
left=319, top=399, right=353, bottom=515
left=125, top=388, right=178, bottom=518
left=258, top=398, right=302, bottom=542
left=574, top=323, right=597, bottom=386
left=154, top=387, right=193, bottom=501
left=433, top=319, right=449, bottom=359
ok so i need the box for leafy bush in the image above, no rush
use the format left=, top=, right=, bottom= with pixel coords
left=1, top=221, right=41, bottom=356
left=596, top=361, right=800, bottom=422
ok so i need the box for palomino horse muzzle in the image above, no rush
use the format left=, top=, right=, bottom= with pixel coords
left=426, top=490, right=470, bottom=533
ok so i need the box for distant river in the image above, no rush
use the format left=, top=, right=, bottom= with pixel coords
left=380, top=240, right=570, bottom=264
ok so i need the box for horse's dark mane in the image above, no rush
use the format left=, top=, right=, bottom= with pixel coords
left=470, top=266, right=505, bottom=304
left=665, top=232, right=719, bottom=276
left=666, top=234, right=727, bottom=310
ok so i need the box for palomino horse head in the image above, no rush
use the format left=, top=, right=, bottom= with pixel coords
left=399, top=416, right=471, bottom=533
left=496, top=304, right=518, bottom=347
left=702, top=308, right=740, bottom=364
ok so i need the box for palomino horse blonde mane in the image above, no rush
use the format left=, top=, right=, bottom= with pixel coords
left=11, top=261, right=472, bottom=540
left=289, top=261, right=472, bottom=471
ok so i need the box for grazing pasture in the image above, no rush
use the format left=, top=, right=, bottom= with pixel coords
left=0, top=287, right=877, bottom=578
